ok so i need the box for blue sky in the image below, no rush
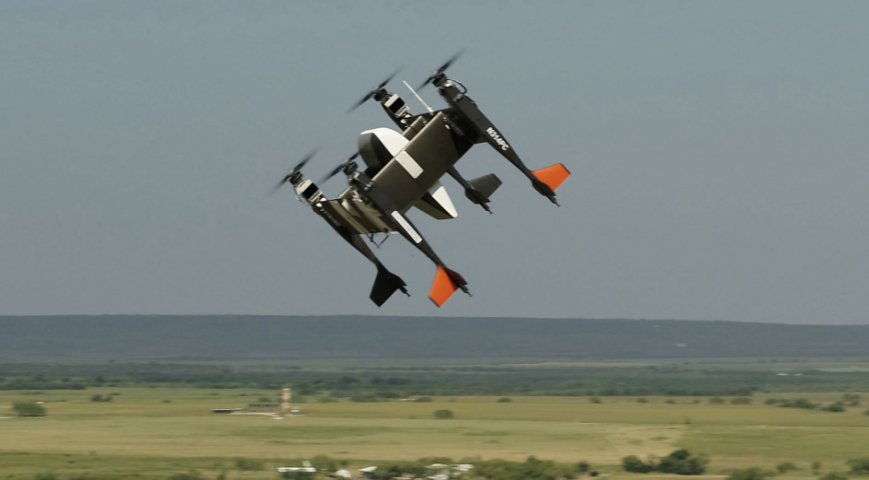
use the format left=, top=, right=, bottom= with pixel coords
left=2, top=1, right=868, bottom=323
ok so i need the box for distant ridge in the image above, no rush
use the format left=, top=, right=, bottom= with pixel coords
left=2, top=315, right=868, bottom=361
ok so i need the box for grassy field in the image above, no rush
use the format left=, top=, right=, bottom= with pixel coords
left=2, top=388, right=869, bottom=479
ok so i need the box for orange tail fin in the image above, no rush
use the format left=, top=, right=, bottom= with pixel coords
left=429, top=266, right=459, bottom=307
left=532, top=163, right=571, bottom=192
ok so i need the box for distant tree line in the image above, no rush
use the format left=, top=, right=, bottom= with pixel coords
left=6, top=360, right=869, bottom=397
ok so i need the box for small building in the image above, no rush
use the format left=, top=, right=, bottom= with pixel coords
left=278, top=461, right=316, bottom=474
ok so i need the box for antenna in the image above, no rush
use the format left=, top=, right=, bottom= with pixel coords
left=403, top=80, right=434, bottom=114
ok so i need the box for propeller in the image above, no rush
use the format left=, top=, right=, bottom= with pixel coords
left=270, top=149, right=318, bottom=195
left=418, top=49, right=465, bottom=90
left=319, top=152, right=360, bottom=184
left=348, top=69, right=400, bottom=112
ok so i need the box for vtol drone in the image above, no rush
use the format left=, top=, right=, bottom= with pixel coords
left=274, top=53, right=570, bottom=307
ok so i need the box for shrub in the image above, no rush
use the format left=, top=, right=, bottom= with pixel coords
left=12, top=401, right=46, bottom=417
left=349, top=393, right=381, bottom=403
left=168, top=471, right=206, bottom=480
left=280, top=473, right=314, bottom=480
left=376, top=390, right=400, bottom=399
left=779, top=399, right=818, bottom=410
left=820, top=473, right=848, bottom=480
left=497, top=397, right=513, bottom=403
left=234, top=457, right=264, bottom=471
left=35, top=475, right=123, bottom=480
left=776, top=462, right=797, bottom=473
left=847, top=457, right=869, bottom=475
left=658, top=449, right=708, bottom=475
left=310, top=454, right=337, bottom=472
left=727, top=467, right=776, bottom=480
left=361, top=461, right=426, bottom=480
left=709, top=396, right=725, bottom=404
left=414, top=396, right=433, bottom=402
left=474, top=457, right=576, bottom=480
left=433, top=409, right=454, bottom=419
left=821, top=402, right=846, bottom=413
left=590, top=396, right=602, bottom=404
left=623, top=450, right=707, bottom=475
left=622, top=455, right=655, bottom=473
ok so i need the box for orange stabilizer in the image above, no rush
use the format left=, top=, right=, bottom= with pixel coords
left=533, top=163, right=571, bottom=192
left=429, top=266, right=459, bottom=308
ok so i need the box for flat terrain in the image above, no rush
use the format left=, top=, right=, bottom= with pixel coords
left=2, top=388, right=868, bottom=479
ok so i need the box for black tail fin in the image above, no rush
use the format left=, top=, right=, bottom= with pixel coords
left=465, top=173, right=502, bottom=205
left=370, top=266, right=409, bottom=307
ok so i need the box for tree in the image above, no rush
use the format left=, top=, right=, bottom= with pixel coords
left=658, top=449, right=708, bottom=475
left=623, top=450, right=706, bottom=475
left=12, top=401, right=46, bottom=417
left=622, top=455, right=655, bottom=473
left=475, top=456, right=575, bottom=480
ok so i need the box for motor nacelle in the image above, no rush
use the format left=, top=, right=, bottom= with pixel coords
left=293, top=179, right=323, bottom=203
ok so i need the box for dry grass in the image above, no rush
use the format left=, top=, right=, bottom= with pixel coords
left=1, top=388, right=867, bottom=479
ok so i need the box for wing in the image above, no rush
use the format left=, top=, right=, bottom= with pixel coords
left=368, top=112, right=473, bottom=213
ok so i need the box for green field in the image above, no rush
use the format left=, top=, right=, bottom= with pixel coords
left=2, top=387, right=869, bottom=479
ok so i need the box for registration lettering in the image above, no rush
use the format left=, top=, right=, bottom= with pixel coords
left=486, top=127, right=510, bottom=151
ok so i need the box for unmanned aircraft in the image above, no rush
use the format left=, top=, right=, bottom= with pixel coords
left=274, top=52, right=570, bottom=307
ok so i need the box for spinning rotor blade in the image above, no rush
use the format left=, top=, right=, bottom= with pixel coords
left=348, top=69, right=400, bottom=112
left=291, top=149, right=317, bottom=172
left=319, top=152, right=360, bottom=184
left=320, top=164, right=346, bottom=184
left=270, top=148, right=318, bottom=195
left=418, top=49, right=464, bottom=90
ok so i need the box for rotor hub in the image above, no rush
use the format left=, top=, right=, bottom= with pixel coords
left=343, top=161, right=358, bottom=176
left=431, top=72, right=448, bottom=87
left=289, top=171, right=304, bottom=186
